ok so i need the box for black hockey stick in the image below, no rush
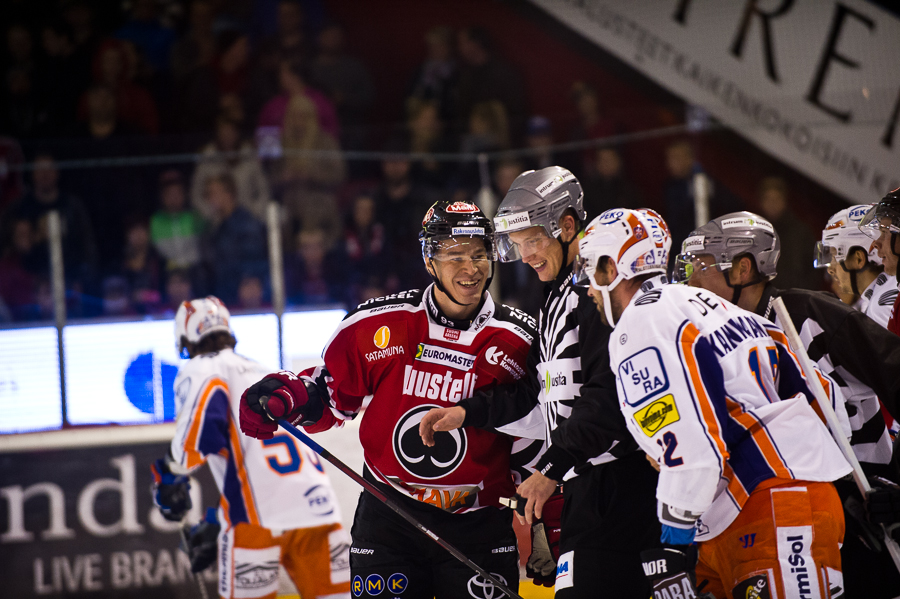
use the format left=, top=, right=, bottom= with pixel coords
left=277, top=419, right=524, bottom=599
left=179, top=522, right=210, bottom=599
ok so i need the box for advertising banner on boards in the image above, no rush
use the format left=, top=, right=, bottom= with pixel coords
left=530, top=0, right=900, bottom=203
left=0, top=439, right=218, bottom=598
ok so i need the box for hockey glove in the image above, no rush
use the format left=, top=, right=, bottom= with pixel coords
left=183, top=508, right=220, bottom=573
left=641, top=545, right=702, bottom=598
left=151, top=458, right=192, bottom=522
left=865, top=476, right=900, bottom=542
left=240, top=371, right=323, bottom=439
left=527, top=523, right=556, bottom=587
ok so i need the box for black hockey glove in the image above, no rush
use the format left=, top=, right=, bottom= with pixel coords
left=150, top=458, right=191, bottom=522
left=641, top=545, right=707, bottom=598
left=183, top=508, right=220, bottom=573
left=866, top=476, right=900, bottom=542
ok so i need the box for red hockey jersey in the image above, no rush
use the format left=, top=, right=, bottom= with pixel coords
left=301, top=285, right=538, bottom=513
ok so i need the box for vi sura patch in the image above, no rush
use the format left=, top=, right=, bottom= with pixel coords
left=618, top=347, right=669, bottom=406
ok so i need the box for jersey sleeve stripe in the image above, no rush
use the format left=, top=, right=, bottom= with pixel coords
left=183, top=377, right=229, bottom=469
left=678, top=322, right=729, bottom=468
left=724, top=397, right=793, bottom=481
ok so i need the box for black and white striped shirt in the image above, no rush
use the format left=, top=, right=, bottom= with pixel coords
left=460, top=263, right=638, bottom=482
left=759, top=284, right=900, bottom=475
left=862, top=273, right=899, bottom=329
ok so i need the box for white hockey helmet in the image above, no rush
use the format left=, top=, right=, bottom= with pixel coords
left=574, top=208, right=669, bottom=325
left=815, top=204, right=878, bottom=269
left=175, top=296, right=234, bottom=356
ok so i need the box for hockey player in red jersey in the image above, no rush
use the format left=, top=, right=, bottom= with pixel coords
left=578, top=208, right=852, bottom=599
left=239, top=200, right=540, bottom=597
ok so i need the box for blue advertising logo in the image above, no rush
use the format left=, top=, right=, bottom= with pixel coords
left=123, top=352, right=179, bottom=420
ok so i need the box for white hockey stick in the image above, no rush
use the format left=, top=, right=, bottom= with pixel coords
left=772, top=297, right=900, bottom=572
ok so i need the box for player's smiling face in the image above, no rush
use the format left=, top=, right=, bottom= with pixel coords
left=428, top=238, right=491, bottom=305
left=872, top=220, right=899, bottom=276
left=508, top=226, right=561, bottom=281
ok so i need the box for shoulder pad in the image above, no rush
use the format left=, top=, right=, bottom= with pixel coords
left=347, top=289, right=423, bottom=318
left=633, top=289, right=663, bottom=306
left=496, top=303, right=539, bottom=337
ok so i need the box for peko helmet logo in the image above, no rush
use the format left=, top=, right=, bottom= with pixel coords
left=373, top=326, right=391, bottom=349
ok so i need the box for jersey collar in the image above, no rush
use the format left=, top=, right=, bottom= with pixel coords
left=424, top=284, right=488, bottom=330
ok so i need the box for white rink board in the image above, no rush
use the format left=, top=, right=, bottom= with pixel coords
left=0, top=326, right=62, bottom=433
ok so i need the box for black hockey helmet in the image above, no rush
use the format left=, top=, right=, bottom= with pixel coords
left=419, top=200, right=496, bottom=306
left=860, top=187, right=900, bottom=259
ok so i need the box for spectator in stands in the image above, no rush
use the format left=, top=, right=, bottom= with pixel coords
left=456, top=100, right=508, bottom=193
left=257, top=54, right=339, bottom=140
left=38, top=19, right=84, bottom=133
left=114, top=0, right=176, bottom=76
left=163, top=268, right=193, bottom=315
left=80, top=39, right=159, bottom=134
left=12, top=153, right=98, bottom=287
left=113, top=216, right=163, bottom=314
left=0, top=218, right=39, bottom=320
left=170, top=0, right=216, bottom=83
left=662, top=139, right=740, bottom=253
left=375, top=138, right=438, bottom=292
left=75, top=85, right=132, bottom=139
left=237, top=274, right=267, bottom=310
left=0, top=136, right=24, bottom=212
left=151, top=169, right=203, bottom=270
left=1, top=66, right=49, bottom=138
left=203, top=173, right=268, bottom=303
left=757, top=176, right=821, bottom=290
left=456, top=27, right=526, bottom=140
left=568, top=81, right=616, bottom=176
left=191, top=115, right=271, bottom=224
left=522, top=115, right=558, bottom=172
left=285, top=227, right=343, bottom=306
left=582, top=146, right=641, bottom=215
left=406, top=97, right=452, bottom=187
left=311, top=22, right=374, bottom=152
left=341, top=192, right=386, bottom=299
left=260, top=0, right=313, bottom=61
left=101, top=275, right=135, bottom=316
left=278, top=94, right=345, bottom=246
left=408, top=26, right=457, bottom=123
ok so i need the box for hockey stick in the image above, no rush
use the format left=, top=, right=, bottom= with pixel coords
left=276, top=419, right=524, bottom=599
left=179, top=522, right=210, bottom=599
left=771, top=297, right=900, bottom=573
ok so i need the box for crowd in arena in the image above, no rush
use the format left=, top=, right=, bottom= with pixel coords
left=0, top=0, right=829, bottom=323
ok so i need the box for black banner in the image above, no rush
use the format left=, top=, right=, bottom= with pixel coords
left=0, top=441, right=219, bottom=598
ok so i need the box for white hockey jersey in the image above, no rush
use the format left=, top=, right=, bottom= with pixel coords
left=608, top=284, right=852, bottom=541
left=170, top=349, right=343, bottom=531
left=862, top=273, right=899, bottom=328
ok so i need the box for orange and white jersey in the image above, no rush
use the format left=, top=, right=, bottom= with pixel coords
left=170, top=349, right=342, bottom=531
left=608, top=284, right=852, bottom=541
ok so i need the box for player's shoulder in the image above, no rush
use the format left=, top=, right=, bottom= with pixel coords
left=492, top=302, right=538, bottom=342
left=876, top=275, right=899, bottom=307
left=344, top=289, right=425, bottom=321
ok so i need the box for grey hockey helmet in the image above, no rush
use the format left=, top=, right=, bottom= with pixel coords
left=674, top=212, right=779, bottom=303
left=493, top=166, right=586, bottom=262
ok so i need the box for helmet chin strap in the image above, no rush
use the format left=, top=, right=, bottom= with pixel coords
left=593, top=273, right=625, bottom=327
left=428, top=257, right=494, bottom=308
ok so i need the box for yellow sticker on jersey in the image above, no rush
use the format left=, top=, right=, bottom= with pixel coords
left=636, top=394, right=680, bottom=437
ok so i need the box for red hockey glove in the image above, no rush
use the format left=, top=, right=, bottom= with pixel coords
left=240, top=371, right=323, bottom=439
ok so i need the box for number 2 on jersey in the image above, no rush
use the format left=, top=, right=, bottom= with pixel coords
left=656, top=431, right=683, bottom=467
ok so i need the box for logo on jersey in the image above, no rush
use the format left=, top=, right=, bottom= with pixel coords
left=373, top=326, right=391, bottom=349
left=636, top=394, right=680, bottom=437
left=544, top=371, right=567, bottom=394
left=618, top=347, right=670, bottom=407
left=472, top=312, right=491, bottom=331
left=443, top=327, right=461, bottom=342
left=304, top=484, right=334, bottom=516
left=777, top=526, right=820, bottom=599
left=415, top=344, right=476, bottom=370
left=402, top=365, right=477, bottom=401
left=733, top=573, right=771, bottom=599
left=467, top=573, right=509, bottom=599
left=485, top=345, right=526, bottom=380
left=364, top=574, right=384, bottom=595
left=393, top=404, right=467, bottom=480
left=233, top=546, right=280, bottom=593
left=445, top=201, right=480, bottom=213
left=486, top=346, right=503, bottom=365
left=387, top=573, right=408, bottom=594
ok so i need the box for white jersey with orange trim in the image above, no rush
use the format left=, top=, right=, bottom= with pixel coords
left=608, top=283, right=852, bottom=541
left=170, top=348, right=343, bottom=531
